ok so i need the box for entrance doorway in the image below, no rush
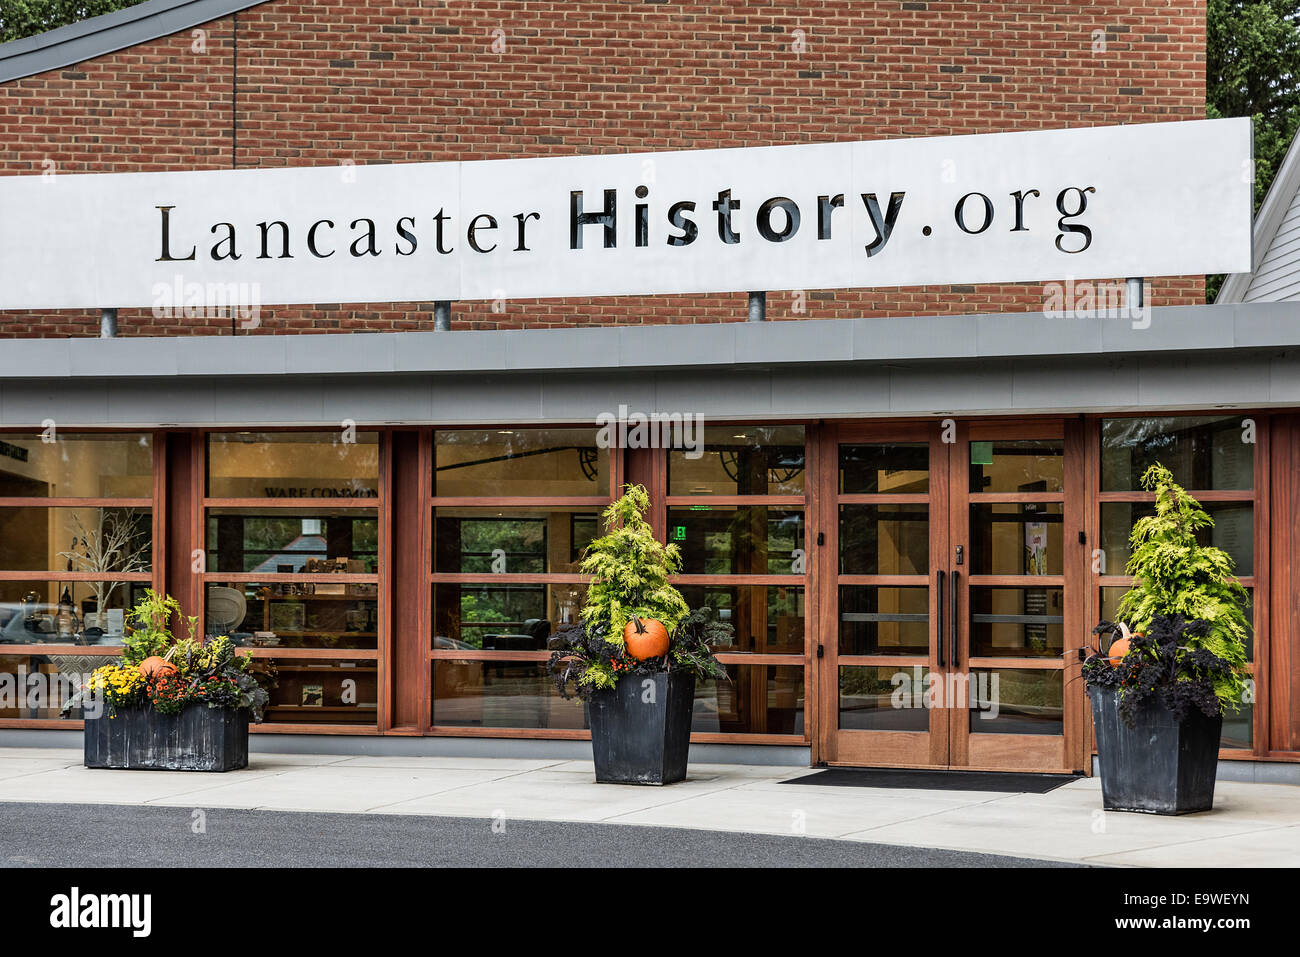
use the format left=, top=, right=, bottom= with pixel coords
left=816, top=419, right=1086, bottom=772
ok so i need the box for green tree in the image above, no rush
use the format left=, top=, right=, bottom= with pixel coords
left=1207, top=1, right=1300, bottom=299
left=1116, top=464, right=1251, bottom=709
left=580, top=484, right=690, bottom=642
left=0, top=1, right=148, bottom=44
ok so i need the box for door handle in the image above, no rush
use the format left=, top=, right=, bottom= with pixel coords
left=936, top=570, right=945, bottom=668
left=950, top=570, right=960, bottom=668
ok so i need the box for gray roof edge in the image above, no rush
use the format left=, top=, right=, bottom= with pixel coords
left=0, top=0, right=268, bottom=84
left=3, top=302, right=1298, bottom=381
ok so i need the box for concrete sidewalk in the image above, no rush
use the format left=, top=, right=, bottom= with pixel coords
left=0, top=747, right=1296, bottom=867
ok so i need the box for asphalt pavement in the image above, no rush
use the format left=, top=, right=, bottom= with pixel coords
left=0, top=802, right=1080, bottom=868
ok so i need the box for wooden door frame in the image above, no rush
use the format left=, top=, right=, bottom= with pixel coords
left=813, top=415, right=1085, bottom=773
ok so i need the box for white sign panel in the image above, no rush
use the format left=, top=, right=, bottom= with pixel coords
left=0, top=118, right=1252, bottom=310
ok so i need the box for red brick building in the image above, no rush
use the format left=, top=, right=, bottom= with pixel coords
left=4, top=1, right=1297, bottom=780
left=0, top=0, right=1207, bottom=337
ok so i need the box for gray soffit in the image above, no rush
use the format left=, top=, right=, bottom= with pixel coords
left=0, top=302, right=1297, bottom=382
left=0, top=0, right=269, bottom=84
left=2, top=303, right=1300, bottom=428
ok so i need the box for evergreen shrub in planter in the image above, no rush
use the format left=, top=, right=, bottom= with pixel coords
left=1083, top=465, right=1251, bottom=814
left=547, top=485, right=729, bottom=785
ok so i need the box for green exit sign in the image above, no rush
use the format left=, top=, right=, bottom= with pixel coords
left=672, top=526, right=687, bottom=541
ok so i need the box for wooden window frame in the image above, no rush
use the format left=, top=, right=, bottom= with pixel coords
left=1085, top=411, right=1272, bottom=761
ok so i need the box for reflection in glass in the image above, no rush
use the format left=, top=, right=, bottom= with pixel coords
left=433, top=660, right=588, bottom=729
left=434, top=429, right=607, bottom=496
left=0, top=433, right=153, bottom=498
left=1100, top=501, right=1253, bottom=577
left=0, top=506, right=151, bottom=574
left=669, top=425, right=806, bottom=495
left=433, top=508, right=596, bottom=574
left=207, top=432, right=379, bottom=498
left=969, top=503, right=1062, bottom=576
left=677, top=585, right=804, bottom=654
left=1101, top=416, right=1253, bottom=491
left=0, top=580, right=148, bottom=645
left=969, top=439, right=1063, bottom=493
left=263, top=658, right=377, bottom=725
left=969, top=587, right=1064, bottom=658
left=968, top=668, right=1063, bottom=735
left=839, top=666, right=930, bottom=731
left=206, top=509, right=377, bottom=573
left=693, top=664, right=804, bottom=735
left=668, top=507, right=804, bottom=575
left=839, top=443, right=929, bottom=493
left=0, top=654, right=111, bottom=717
left=839, top=504, right=928, bottom=575
left=204, top=583, right=379, bottom=650
left=839, top=585, right=928, bottom=655
left=1222, top=701, right=1253, bottom=750
left=433, top=582, right=584, bottom=650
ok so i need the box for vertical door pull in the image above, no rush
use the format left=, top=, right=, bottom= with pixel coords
left=936, top=570, right=945, bottom=668
left=950, top=570, right=960, bottom=668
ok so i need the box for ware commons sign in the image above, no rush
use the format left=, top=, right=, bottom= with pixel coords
left=0, top=118, right=1252, bottom=309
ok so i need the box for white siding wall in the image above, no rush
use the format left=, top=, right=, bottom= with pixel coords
left=1244, top=186, right=1300, bottom=301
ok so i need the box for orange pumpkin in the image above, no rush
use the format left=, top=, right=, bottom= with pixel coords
left=623, top=617, right=670, bottom=660
left=1106, top=637, right=1131, bottom=666
left=139, top=655, right=178, bottom=679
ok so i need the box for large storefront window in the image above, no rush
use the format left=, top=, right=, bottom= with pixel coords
left=203, top=432, right=381, bottom=727
left=668, top=425, right=808, bottom=738
left=0, top=432, right=155, bottom=721
left=1098, top=415, right=1258, bottom=751
left=430, top=428, right=608, bottom=731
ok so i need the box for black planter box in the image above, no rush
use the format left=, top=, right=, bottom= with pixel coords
left=84, top=703, right=249, bottom=772
left=588, top=672, right=695, bottom=785
left=1089, top=686, right=1222, bottom=814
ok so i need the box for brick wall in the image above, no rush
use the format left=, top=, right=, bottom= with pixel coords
left=0, top=0, right=1207, bottom=337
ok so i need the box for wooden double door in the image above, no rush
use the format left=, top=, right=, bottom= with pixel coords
left=816, top=419, right=1087, bottom=773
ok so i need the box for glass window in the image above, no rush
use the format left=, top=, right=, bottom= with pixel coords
left=668, top=425, right=806, bottom=495
left=969, top=587, right=1064, bottom=658
left=207, top=432, right=379, bottom=498
left=433, top=582, right=584, bottom=651
left=0, top=653, right=112, bottom=717
left=968, top=668, right=1063, bottom=735
left=206, top=508, right=377, bottom=573
left=839, top=504, right=928, bottom=575
left=262, top=658, right=377, bottom=725
left=839, top=665, right=929, bottom=731
left=433, top=660, right=588, bottom=729
left=969, top=503, right=1063, bottom=576
left=676, top=585, right=804, bottom=654
left=433, top=507, right=596, bottom=574
left=434, top=429, right=607, bottom=497
left=839, top=443, right=928, bottom=494
left=0, top=580, right=148, bottom=645
left=205, top=582, right=378, bottom=650
left=1101, top=416, right=1253, bottom=491
left=668, top=506, right=804, bottom=575
left=969, top=439, right=1064, bottom=493
left=0, top=433, right=153, bottom=498
left=839, top=585, right=929, bottom=656
left=0, top=506, right=151, bottom=573
left=693, top=664, right=804, bottom=735
left=1100, top=501, right=1253, bottom=577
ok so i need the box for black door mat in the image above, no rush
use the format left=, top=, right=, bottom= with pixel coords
left=781, top=768, right=1080, bottom=794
